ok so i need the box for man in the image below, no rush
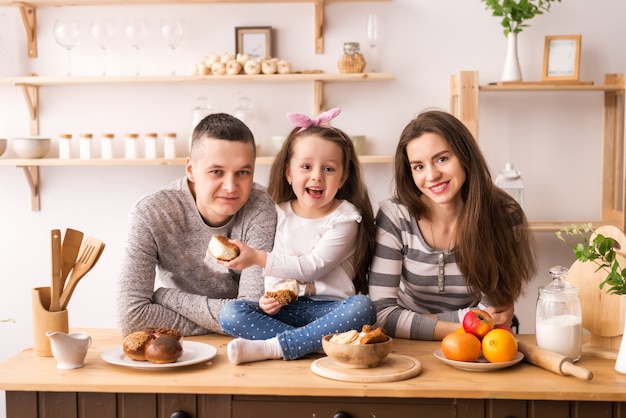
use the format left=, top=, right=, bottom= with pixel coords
left=116, top=113, right=277, bottom=336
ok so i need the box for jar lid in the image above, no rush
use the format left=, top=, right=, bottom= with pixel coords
left=144, top=133, right=158, bottom=138
left=59, top=134, right=72, bottom=139
left=125, top=133, right=139, bottom=138
left=343, top=42, right=361, bottom=54
left=164, top=133, right=177, bottom=137
left=80, top=133, right=93, bottom=139
left=101, top=133, right=114, bottom=138
left=539, top=266, right=579, bottom=301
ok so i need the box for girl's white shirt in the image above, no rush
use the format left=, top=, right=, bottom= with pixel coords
left=264, top=200, right=361, bottom=301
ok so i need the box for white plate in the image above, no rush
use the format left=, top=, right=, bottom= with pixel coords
left=101, top=341, right=218, bottom=370
left=433, top=349, right=524, bottom=372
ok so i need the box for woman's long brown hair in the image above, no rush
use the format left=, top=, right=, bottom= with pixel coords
left=394, top=109, right=537, bottom=305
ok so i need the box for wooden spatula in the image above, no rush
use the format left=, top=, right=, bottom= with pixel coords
left=49, top=229, right=62, bottom=312
left=60, top=228, right=84, bottom=290
left=59, top=237, right=105, bottom=310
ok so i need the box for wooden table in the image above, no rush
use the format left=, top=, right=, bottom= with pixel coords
left=1, top=329, right=626, bottom=418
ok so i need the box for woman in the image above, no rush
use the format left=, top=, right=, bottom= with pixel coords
left=369, top=109, right=536, bottom=340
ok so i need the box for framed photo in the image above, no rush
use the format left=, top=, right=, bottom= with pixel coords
left=542, top=35, right=582, bottom=81
left=235, top=26, right=273, bottom=59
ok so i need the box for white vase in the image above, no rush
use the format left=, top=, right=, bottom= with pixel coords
left=501, top=32, right=522, bottom=82
left=615, top=296, right=626, bottom=374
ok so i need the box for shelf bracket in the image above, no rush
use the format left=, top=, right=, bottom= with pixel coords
left=18, top=83, right=39, bottom=136
left=315, top=0, right=324, bottom=54
left=17, top=2, right=37, bottom=58
left=20, top=165, right=40, bottom=211
left=313, top=80, right=323, bottom=116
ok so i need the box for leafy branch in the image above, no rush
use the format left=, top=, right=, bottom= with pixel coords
left=556, top=223, right=626, bottom=295
left=481, top=0, right=563, bottom=36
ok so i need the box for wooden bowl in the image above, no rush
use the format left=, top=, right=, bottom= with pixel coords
left=321, top=334, right=392, bottom=369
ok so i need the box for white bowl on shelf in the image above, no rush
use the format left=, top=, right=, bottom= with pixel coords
left=11, top=137, right=51, bottom=159
left=0, top=139, right=7, bottom=157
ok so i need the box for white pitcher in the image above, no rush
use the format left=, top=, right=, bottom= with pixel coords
left=46, top=331, right=92, bottom=369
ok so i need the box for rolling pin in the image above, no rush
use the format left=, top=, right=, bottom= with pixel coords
left=517, top=340, right=593, bottom=381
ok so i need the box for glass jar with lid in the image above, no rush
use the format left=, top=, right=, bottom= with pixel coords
left=100, top=133, right=114, bottom=159
left=124, top=133, right=139, bottom=159
left=338, top=42, right=366, bottom=74
left=58, top=133, right=72, bottom=159
left=535, top=265, right=583, bottom=361
left=163, top=132, right=177, bottom=159
left=143, top=132, right=158, bottom=159
left=79, top=133, right=93, bottom=159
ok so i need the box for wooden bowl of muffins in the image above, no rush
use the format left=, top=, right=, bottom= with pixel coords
left=322, top=326, right=392, bottom=369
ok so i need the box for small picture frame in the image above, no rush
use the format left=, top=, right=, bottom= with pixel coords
left=235, top=26, right=273, bottom=59
left=542, top=35, right=582, bottom=81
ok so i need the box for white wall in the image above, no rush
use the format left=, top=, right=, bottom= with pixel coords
left=0, top=0, right=624, bottom=406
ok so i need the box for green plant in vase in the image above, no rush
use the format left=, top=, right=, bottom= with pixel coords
left=556, top=223, right=626, bottom=296
left=481, top=0, right=563, bottom=36
left=480, top=0, right=563, bottom=81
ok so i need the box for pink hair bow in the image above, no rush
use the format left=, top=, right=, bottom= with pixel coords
left=286, top=108, right=341, bottom=133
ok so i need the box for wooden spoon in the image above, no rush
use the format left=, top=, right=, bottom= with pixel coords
left=60, top=228, right=84, bottom=290
left=59, top=237, right=105, bottom=310
left=49, top=229, right=62, bottom=312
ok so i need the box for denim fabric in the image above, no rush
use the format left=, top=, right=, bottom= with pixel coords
left=220, top=294, right=376, bottom=360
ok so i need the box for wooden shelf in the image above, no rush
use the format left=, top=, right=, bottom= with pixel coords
left=449, top=70, right=626, bottom=232
left=0, top=155, right=392, bottom=167
left=3, top=73, right=394, bottom=136
left=0, top=0, right=391, bottom=56
left=0, top=155, right=392, bottom=211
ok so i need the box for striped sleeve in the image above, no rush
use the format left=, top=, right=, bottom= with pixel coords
left=369, top=198, right=476, bottom=340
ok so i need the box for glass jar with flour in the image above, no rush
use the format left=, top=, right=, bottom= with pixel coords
left=535, top=265, right=582, bottom=361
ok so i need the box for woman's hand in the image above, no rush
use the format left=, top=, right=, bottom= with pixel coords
left=218, top=239, right=267, bottom=271
left=486, top=303, right=515, bottom=327
left=259, top=294, right=282, bottom=315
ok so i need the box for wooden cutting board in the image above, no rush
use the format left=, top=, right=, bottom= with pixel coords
left=310, top=353, right=422, bottom=383
left=566, top=225, right=626, bottom=358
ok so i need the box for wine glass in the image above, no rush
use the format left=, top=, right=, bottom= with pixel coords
left=53, top=19, right=81, bottom=76
left=160, top=18, right=185, bottom=76
left=124, top=18, right=149, bottom=76
left=90, top=18, right=116, bottom=76
left=366, top=13, right=379, bottom=72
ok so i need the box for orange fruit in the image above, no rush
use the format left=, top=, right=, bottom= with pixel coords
left=481, top=328, right=518, bottom=363
left=441, top=332, right=481, bottom=362
left=454, top=327, right=465, bottom=333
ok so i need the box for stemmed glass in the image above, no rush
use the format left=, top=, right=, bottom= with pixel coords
left=53, top=19, right=81, bottom=77
left=124, top=18, right=149, bottom=76
left=366, top=13, right=379, bottom=72
left=90, top=18, right=116, bottom=76
left=160, top=18, right=185, bottom=76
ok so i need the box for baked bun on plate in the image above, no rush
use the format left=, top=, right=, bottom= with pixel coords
left=122, top=327, right=183, bottom=363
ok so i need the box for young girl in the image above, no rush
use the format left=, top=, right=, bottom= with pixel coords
left=369, top=109, right=537, bottom=340
left=218, top=108, right=377, bottom=364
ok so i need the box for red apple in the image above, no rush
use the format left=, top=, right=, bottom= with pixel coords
left=462, top=309, right=494, bottom=340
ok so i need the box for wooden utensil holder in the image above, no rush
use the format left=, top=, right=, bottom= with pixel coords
left=32, top=286, right=68, bottom=357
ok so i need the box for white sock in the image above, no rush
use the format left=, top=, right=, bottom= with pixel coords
left=227, top=337, right=282, bottom=365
